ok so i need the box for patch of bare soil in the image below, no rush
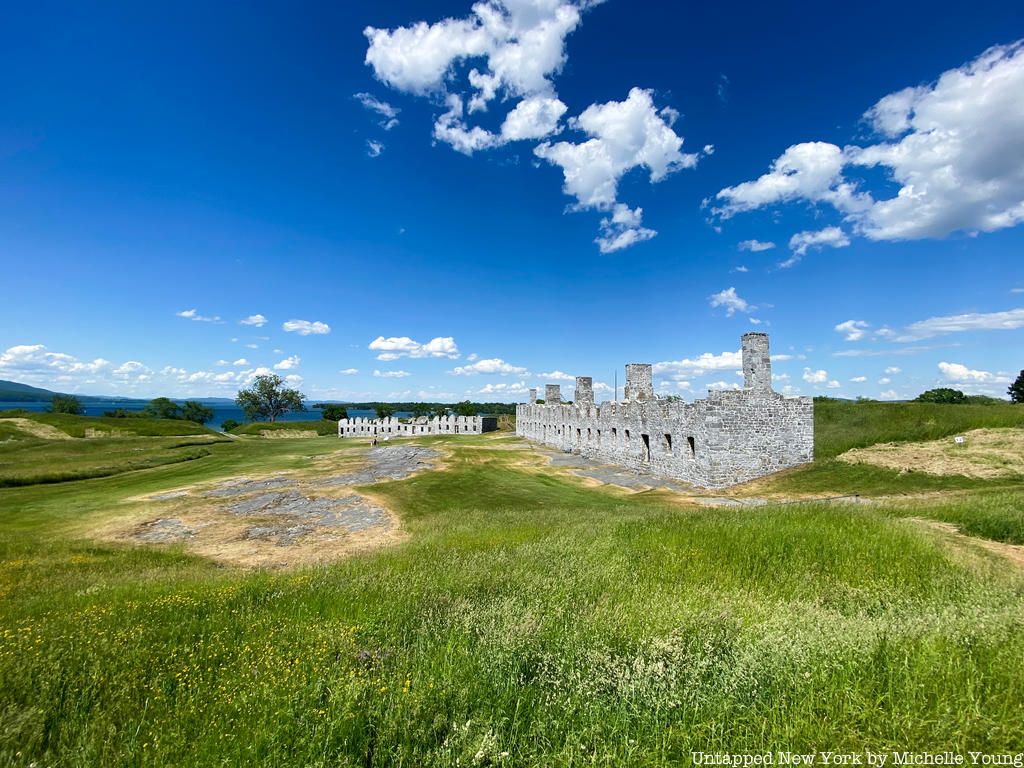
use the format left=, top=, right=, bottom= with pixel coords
left=84, top=427, right=138, bottom=438
left=260, top=429, right=319, bottom=439
left=97, top=445, right=442, bottom=568
left=908, top=517, right=1024, bottom=570
left=838, top=428, right=1024, bottom=479
left=1, top=418, right=73, bottom=440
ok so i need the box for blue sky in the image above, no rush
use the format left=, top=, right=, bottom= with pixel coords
left=1, top=0, right=1021, bottom=402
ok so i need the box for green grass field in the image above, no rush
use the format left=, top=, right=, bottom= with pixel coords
left=1, top=404, right=1023, bottom=765
left=229, top=419, right=339, bottom=436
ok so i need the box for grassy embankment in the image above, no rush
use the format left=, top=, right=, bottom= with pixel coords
left=758, top=399, right=1024, bottom=498
left=228, top=419, right=338, bottom=436
left=0, top=404, right=1023, bottom=764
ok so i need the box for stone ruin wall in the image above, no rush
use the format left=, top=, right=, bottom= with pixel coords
left=339, top=415, right=493, bottom=438
left=516, top=333, right=814, bottom=489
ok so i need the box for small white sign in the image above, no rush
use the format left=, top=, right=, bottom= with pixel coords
left=954, top=435, right=966, bottom=445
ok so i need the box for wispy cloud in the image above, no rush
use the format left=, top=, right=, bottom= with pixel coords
left=354, top=92, right=400, bottom=130
left=176, top=308, right=222, bottom=323
left=282, top=319, right=331, bottom=336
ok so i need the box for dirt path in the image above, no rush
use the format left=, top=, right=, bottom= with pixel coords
left=909, top=517, right=1024, bottom=569
left=1, top=417, right=74, bottom=440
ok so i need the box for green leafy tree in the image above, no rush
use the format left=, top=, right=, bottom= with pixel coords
left=320, top=404, right=349, bottom=421
left=144, top=397, right=182, bottom=419
left=50, top=394, right=83, bottom=415
left=221, top=419, right=241, bottom=432
left=915, top=388, right=967, bottom=404
left=1009, top=370, right=1024, bottom=404
left=236, top=374, right=305, bottom=422
left=180, top=401, right=214, bottom=425
left=454, top=400, right=476, bottom=417
left=432, top=405, right=449, bottom=418
left=375, top=403, right=395, bottom=420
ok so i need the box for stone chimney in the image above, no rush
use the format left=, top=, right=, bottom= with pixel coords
left=528, top=388, right=537, bottom=404
left=544, top=384, right=562, bottom=405
left=574, top=377, right=593, bottom=406
left=624, top=363, right=653, bottom=402
left=742, top=332, right=772, bottom=391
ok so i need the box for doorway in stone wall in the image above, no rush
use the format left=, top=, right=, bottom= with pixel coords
left=641, top=433, right=651, bottom=462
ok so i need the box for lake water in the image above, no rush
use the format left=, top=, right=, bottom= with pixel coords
left=0, top=401, right=410, bottom=432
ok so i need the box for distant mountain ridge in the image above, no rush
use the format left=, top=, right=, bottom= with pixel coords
left=0, top=379, right=235, bottom=404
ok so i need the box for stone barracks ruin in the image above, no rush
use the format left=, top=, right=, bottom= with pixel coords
left=516, top=333, right=813, bottom=489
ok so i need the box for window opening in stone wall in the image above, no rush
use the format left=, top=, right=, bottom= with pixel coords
left=596, top=429, right=601, bottom=446
left=612, top=427, right=617, bottom=441
left=664, top=433, right=672, bottom=454
left=624, top=429, right=630, bottom=446
left=687, top=436, right=695, bottom=459
left=641, top=434, right=650, bottom=461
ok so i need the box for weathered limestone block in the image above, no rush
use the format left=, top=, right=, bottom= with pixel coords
left=624, top=364, right=653, bottom=401
left=575, top=377, right=594, bottom=406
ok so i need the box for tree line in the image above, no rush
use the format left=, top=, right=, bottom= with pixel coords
left=49, top=394, right=215, bottom=424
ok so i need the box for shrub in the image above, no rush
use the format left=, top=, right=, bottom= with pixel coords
left=181, top=401, right=214, bottom=425
left=221, top=419, right=241, bottom=432
left=915, top=388, right=967, bottom=404
left=49, top=394, right=83, bottom=415
left=320, top=405, right=349, bottom=421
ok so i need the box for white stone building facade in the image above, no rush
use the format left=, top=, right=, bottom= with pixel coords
left=338, top=415, right=497, bottom=438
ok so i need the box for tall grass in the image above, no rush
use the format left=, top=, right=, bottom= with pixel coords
left=813, top=399, right=1023, bottom=458
left=1, top=438, right=1023, bottom=764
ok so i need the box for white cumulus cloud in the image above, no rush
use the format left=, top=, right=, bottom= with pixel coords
left=282, top=319, right=331, bottom=336
left=653, top=350, right=742, bottom=380
left=713, top=41, right=1024, bottom=245
left=539, top=370, right=575, bottom=381
left=274, top=355, right=301, bottom=371
left=783, top=227, right=850, bottom=267
left=368, top=336, right=460, bottom=360
left=536, top=88, right=701, bottom=250
left=835, top=319, right=870, bottom=341
left=708, top=287, right=754, bottom=317
left=802, top=368, right=829, bottom=385
left=451, top=358, right=528, bottom=376
left=938, top=361, right=1008, bottom=384
left=240, top=314, right=267, bottom=327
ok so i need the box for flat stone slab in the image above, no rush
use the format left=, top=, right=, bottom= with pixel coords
left=324, top=446, right=439, bottom=486
left=134, top=517, right=195, bottom=543
left=542, top=448, right=689, bottom=491
left=227, top=491, right=391, bottom=532
left=244, top=523, right=317, bottom=546
left=203, top=476, right=297, bottom=497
